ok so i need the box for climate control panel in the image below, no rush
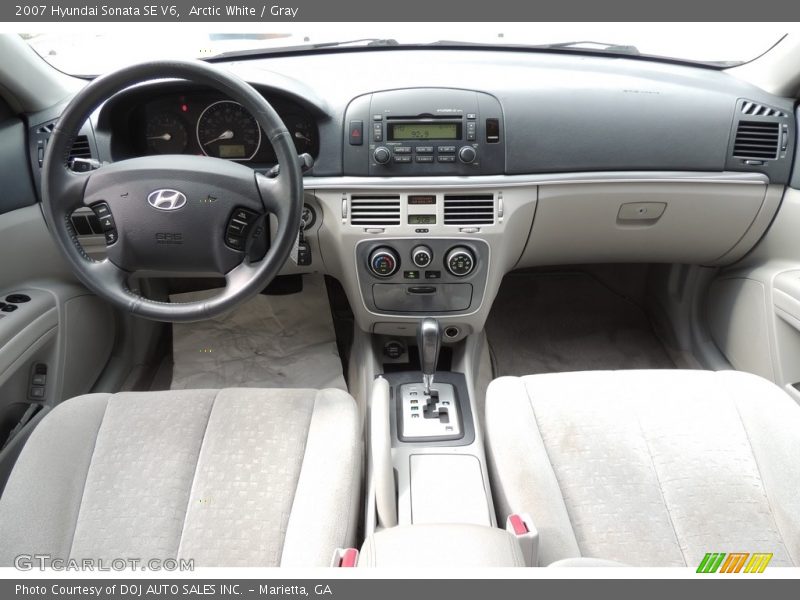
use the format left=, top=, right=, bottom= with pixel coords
left=357, top=239, right=488, bottom=315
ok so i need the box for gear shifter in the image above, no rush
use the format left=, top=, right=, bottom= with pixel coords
left=417, top=318, right=440, bottom=395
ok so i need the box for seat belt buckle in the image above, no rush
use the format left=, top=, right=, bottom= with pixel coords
left=331, top=547, right=359, bottom=567
left=506, top=513, right=539, bottom=567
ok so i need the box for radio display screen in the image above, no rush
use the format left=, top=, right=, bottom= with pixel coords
left=388, top=122, right=460, bottom=140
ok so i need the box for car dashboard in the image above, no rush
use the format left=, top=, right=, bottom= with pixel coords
left=24, top=48, right=799, bottom=340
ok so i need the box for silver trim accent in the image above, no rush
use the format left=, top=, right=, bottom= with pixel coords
left=146, top=189, right=187, bottom=211
left=304, top=171, right=768, bottom=190
left=418, top=317, right=441, bottom=394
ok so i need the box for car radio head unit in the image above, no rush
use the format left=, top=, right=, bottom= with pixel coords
left=343, top=88, right=505, bottom=177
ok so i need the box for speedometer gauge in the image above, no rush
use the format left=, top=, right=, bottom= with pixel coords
left=196, top=100, right=262, bottom=161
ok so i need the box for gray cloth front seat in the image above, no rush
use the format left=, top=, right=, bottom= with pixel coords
left=485, top=370, right=800, bottom=567
left=0, top=388, right=361, bottom=567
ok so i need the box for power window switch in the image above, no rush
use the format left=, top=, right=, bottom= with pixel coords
left=30, top=386, right=45, bottom=400
left=32, top=374, right=46, bottom=386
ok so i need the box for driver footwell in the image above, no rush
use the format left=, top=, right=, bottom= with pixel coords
left=168, top=274, right=347, bottom=391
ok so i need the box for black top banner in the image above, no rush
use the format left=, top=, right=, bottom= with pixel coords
left=2, top=0, right=799, bottom=21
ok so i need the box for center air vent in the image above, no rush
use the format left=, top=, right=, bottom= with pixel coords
left=733, top=121, right=780, bottom=160
left=443, top=193, right=494, bottom=225
left=350, top=194, right=401, bottom=226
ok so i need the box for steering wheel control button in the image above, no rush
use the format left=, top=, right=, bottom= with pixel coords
left=93, top=203, right=111, bottom=218
left=90, top=202, right=119, bottom=245
left=225, top=207, right=260, bottom=251
left=411, top=245, right=433, bottom=268
left=445, top=247, right=476, bottom=277
left=232, top=208, right=255, bottom=223
left=99, top=215, right=115, bottom=232
left=368, top=247, right=400, bottom=277
left=5, top=294, right=31, bottom=303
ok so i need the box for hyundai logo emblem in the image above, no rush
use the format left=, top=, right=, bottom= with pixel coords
left=147, top=189, right=187, bottom=211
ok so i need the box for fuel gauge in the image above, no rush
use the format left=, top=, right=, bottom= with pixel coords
left=145, top=113, right=189, bottom=154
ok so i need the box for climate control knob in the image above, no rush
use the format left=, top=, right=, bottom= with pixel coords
left=368, top=247, right=400, bottom=277
left=411, top=245, right=433, bottom=268
left=445, top=246, right=476, bottom=277
left=373, top=146, right=392, bottom=165
left=458, top=146, right=477, bottom=164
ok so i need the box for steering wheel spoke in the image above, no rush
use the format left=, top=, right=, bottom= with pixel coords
left=46, top=164, right=92, bottom=215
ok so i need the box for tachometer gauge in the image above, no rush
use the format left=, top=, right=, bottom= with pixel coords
left=283, top=113, right=317, bottom=155
left=196, top=100, right=262, bottom=161
left=145, top=113, right=188, bottom=154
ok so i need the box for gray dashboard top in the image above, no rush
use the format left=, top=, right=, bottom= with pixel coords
left=86, top=48, right=797, bottom=183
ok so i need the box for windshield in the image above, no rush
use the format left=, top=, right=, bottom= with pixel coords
left=22, top=23, right=786, bottom=76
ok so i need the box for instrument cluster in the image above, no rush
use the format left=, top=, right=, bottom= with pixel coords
left=137, top=91, right=319, bottom=164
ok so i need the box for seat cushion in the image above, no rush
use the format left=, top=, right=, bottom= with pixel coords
left=0, top=388, right=361, bottom=567
left=485, top=370, right=800, bottom=567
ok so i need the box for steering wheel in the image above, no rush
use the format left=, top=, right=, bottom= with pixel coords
left=41, top=60, right=303, bottom=322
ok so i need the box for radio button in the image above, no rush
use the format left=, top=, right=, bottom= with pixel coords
left=394, top=146, right=412, bottom=154
left=466, top=121, right=477, bottom=141
left=438, top=155, right=456, bottom=163
left=458, top=146, right=477, bottom=164
left=393, top=155, right=412, bottom=163
left=467, top=113, right=477, bottom=120
left=415, top=155, right=434, bottom=163
left=437, top=145, right=456, bottom=153
left=416, top=146, right=433, bottom=154
left=372, top=123, right=383, bottom=142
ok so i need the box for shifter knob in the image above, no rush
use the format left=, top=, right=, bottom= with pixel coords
left=417, top=318, right=441, bottom=395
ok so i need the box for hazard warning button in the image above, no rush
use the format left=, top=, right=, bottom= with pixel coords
left=349, top=120, right=363, bottom=146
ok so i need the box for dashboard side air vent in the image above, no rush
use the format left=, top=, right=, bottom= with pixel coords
left=443, top=193, right=495, bottom=225
left=68, top=136, right=92, bottom=162
left=741, top=100, right=787, bottom=118
left=733, top=121, right=780, bottom=160
left=349, top=194, right=401, bottom=226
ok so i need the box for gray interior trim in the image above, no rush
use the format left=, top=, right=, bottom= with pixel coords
left=305, top=171, right=769, bottom=191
